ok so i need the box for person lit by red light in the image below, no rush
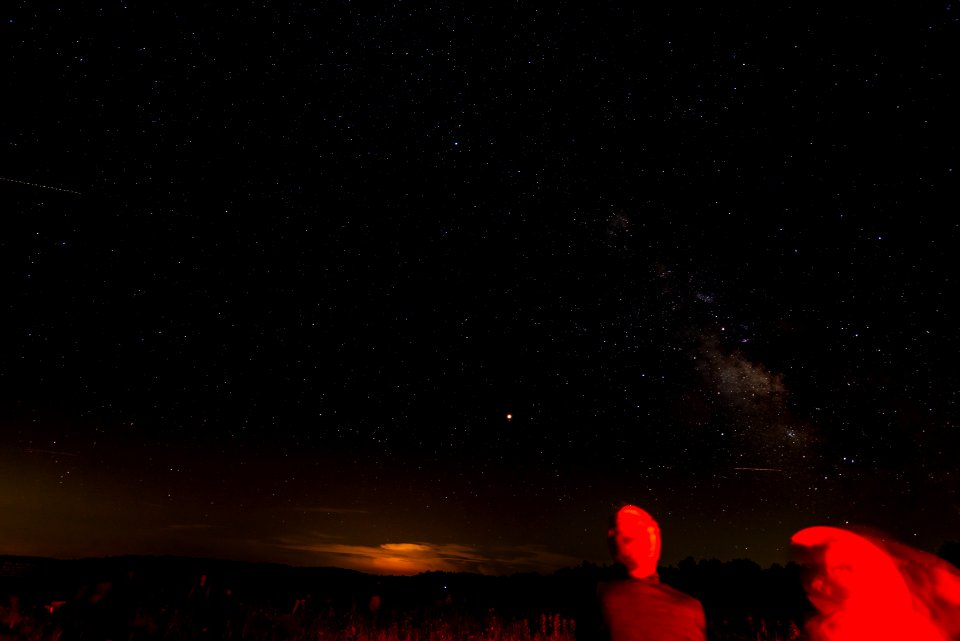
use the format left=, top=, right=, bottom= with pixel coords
left=594, top=504, right=707, bottom=641
left=791, top=526, right=960, bottom=641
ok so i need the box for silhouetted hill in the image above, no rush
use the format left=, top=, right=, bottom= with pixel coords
left=0, top=553, right=812, bottom=620
left=3, top=554, right=377, bottom=609
left=0, top=554, right=820, bottom=640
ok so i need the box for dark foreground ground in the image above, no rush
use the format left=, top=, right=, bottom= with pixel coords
left=0, top=554, right=811, bottom=640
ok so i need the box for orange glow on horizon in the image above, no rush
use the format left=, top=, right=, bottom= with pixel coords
left=271, top=538, right=584, bottom=576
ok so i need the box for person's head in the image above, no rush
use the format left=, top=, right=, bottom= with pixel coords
left=607, top=504, right=661, bottom=578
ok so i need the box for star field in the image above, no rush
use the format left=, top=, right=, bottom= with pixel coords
left=1, top=3, right=959, bottom=574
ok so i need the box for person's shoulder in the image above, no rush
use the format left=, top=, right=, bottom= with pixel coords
left=656, top=582, right=705, bottom=612
left=655, top=582, right=707, bottom=636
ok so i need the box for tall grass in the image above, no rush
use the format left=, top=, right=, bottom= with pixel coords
left=1, top=590, right=577, bottom=641
left=0, top=591, right=807, bottom=641
left=0, top=590, right=809, bottom=641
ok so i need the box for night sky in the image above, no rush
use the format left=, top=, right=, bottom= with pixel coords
left=2, top=3, right=959, bottom=576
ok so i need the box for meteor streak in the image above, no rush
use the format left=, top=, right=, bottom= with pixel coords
left=733, top=467, right=783, bottom=472
left=25, top=448, right=79, bottom=457
left=0, top=176, right=83, bottom=195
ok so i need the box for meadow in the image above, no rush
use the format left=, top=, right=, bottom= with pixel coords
left=0, top=556, right=807, bottom=640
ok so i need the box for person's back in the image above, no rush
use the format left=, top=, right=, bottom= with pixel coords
left=598, top=573, right=705, bottom=641
left=584, top=504, right=706, bottom=641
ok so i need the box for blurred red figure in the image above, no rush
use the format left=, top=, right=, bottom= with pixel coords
left=596, top=505, right=707, bottom=641
left=791, top=526, right=960, bottom=641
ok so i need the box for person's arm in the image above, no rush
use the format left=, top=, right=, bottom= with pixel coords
left=693, top=600, right=707, bottom=641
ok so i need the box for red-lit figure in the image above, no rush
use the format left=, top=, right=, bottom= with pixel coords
left=791, top=525, right=960, bottom=641
left=595, top=505, right=707, bottom=641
